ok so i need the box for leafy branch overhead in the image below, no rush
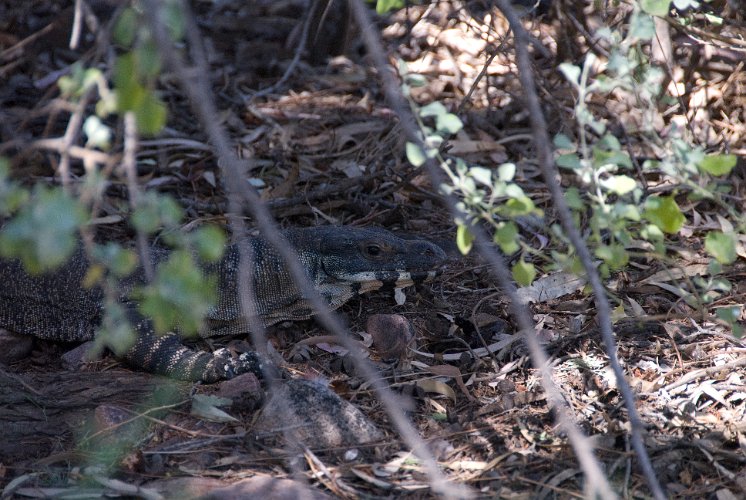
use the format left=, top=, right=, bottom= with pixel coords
left=403, top=2, right=741, bottom=332
left=0, top=4, right=227, bottom=347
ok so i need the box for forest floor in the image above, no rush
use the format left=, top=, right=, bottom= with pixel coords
left=1, top=1, right=745, bottom=498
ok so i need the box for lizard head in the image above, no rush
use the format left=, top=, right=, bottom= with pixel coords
left=294, top=226, right=447, bottom=292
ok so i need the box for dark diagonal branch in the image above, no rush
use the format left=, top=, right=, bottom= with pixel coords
left=492, top=2, right=665, bottom=498
left=143, top=1, right=469, bottom=498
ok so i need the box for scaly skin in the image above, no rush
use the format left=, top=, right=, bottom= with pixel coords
left=0, top=226, right=446, bottom=381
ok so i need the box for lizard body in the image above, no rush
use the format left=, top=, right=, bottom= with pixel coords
left=0, top=226, right=445, bottom=381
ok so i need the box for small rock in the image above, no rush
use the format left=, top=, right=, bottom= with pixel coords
left=0, top=329, right=33, bottom=364
left=93, top=404, right=131, bottom=431
left=366, top=314, right=414, bottom=362
left=202, top=475, right=333, bottom=500
left=216, top=372, right=264, bottom=412
left=61, top=341, right=96, bottom=370
left=91, top=403, right=145, bottom=469
left=254, top=378, right=382, bottom=448
left=143, top=478, right=226, bottom=499
left=144, top=476, right=331, bottom=500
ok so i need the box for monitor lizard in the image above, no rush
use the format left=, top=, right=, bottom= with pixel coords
left=0, top=226, right=446, bottom=382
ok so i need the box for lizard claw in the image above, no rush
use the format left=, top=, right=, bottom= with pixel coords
left=211, top=348, right=278, bottom=381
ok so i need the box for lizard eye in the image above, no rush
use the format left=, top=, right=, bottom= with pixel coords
left=364, top=244, right=382, bottom=258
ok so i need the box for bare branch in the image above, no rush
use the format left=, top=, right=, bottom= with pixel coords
left=142, top=2, right=469, bottom=497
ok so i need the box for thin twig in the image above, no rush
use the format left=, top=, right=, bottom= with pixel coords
left=30, top=138, right=115, bottom=167
left=70, top=0, right=84, bottom=50
left=57, top=87, right=95, bottom=190
left=660, top=355, right=746, bottom=392
left=456, top=44, right=502, bottom=115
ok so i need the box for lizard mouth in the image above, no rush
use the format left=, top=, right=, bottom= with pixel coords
left=323, top=267, right=442, bottom=288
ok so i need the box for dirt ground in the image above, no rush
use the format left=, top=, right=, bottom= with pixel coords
left=1, top=1, right=746, bottom=498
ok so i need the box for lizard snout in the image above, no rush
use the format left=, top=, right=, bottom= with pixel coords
left=407, top=240, right=446, bottom=269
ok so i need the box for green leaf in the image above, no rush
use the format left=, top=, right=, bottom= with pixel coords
left=715, top=306, right=740, bottom=323
left=96, top=91, right=118, bottom=117
left=163, top=0, right=186, bottom=40
left=58, top=64, right=84, bottom=97
left=456, top=224, right=473, bottom=255
left=553, top=133, right=575, bottom=151
left=558, top=63, right=581, bottom=85
left=715, top=304, right=743, bottom=337
left=494, top=222, right=520, bottom=254
left=436, top=113, right=463, bottom=134
left=131, top=193, right=184, bottom=234
left=497, top=163, right=516, bottom=182
left=501, top=196, right=537, bottom=217
left=406, top=142, right=426, bottom=167
left=406, top=73, right=427, bottom=87
left=698, top=154, right=736, bottom=176
left=97, top=301, right=136, bottom=356
left=424, top=134, right=443, bottom=149
left=0, top=187, right=86, bottom=273
left=419, top=102, right=447, bottom=118
left=594, top=243, right=629, bottom=270
left=57, top=63, right=81, bottom=97
left=629, top=10, right=657, bottom=39
left=703, top=12, right=723, bottom=25
left=640, top=0, right=672, bottom=17
left=113, top=7, right=138, bottom=47
left=641, top=223, right=664, bottom=242
left=727, top=317, right=742, bottom=336
left=135, top=40, right=162, bottom=80
left=135, top=92, right=167, bottom=136
left=93, top=243, right=138, bottom=277
left=469, top=166, right=492, bottom=187
left=556, top=153, right=582, bottom=170
left=594, top=149, right=632, bottom=169
left=81, top=68, right=102, bottom=91
left=643, top=195, right=684, bottom=234
left=193, top=225, right=226, bottom=262
left=58, top=64, right=102, bottom=99
left=564, top=187, right=584, bottom=210
left=376, top=0, right=404, bottom=14
left=0, top=158, right=29, bottom=214
left=600, top=175, right=637, bottom=195
left=705, top=231, right=737, bottom=264
left=138, top=250, right=217, bottom=336
left=114, top=54, right=145, bottom=111
left=512, top=259, right=536, bottom=286
left=598, top=133, right=622, bottom=151
left=614, top=202, right=641, bottom=221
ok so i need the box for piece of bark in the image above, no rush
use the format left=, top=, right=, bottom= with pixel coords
left=0, top=329, right=33, bottom=364
left=0, top=369, right=188, bottom=462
